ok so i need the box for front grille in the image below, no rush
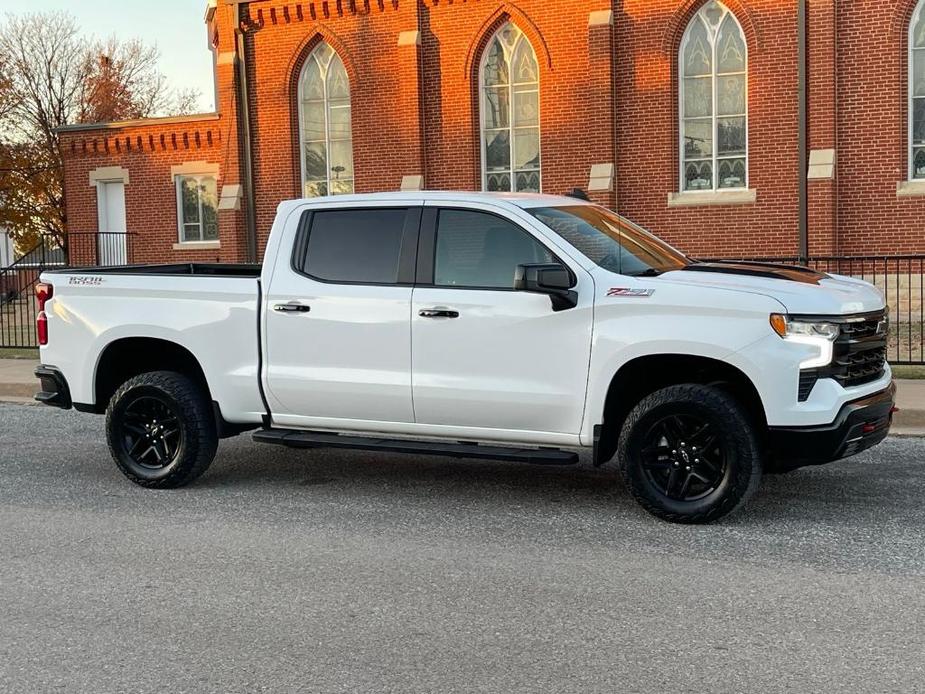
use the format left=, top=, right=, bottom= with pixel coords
left=797, top=310, right=888, bottom=400
left=831, top=312, right=888, bottom=388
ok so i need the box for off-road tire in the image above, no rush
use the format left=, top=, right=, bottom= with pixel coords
left=617, top=384, right=762, bottom=524
left=106, top=370, right=218, bottom=488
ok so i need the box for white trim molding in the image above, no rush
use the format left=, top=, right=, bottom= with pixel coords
left=397, top=30, right=420, bottom=46
left=588, top=10, right=613, bottom=27
left=400, top=175, right=424, bottom=191
left=88, top=166, right=129, bottom=186
left=218, top=183, right=243, bottom=211
left=172, top=241, right=221, bottom=251
left=587, top=163, right=614, bottom=192
left=668, top=189, right=757, bottom=207
left=896, top=180, right=925, bottom=197
left=170, top=161, right=220, bottom=181
left=807, top=148, right=836, bottom=180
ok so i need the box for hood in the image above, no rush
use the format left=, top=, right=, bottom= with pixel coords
left=654, top=261, right=886, bottom=315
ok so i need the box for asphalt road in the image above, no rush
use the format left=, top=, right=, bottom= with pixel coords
left=1, top=403, right=924, bottom=693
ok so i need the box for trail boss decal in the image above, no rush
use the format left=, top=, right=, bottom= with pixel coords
left=606, top=287, right=655, bottom=298
left=67, top=276, right=104, bottom=286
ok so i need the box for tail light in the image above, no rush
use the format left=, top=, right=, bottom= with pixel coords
left=35, top=282, right=53, bottom=311
left=36, top=282, right=53, bottom=346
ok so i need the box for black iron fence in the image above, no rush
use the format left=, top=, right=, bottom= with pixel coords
left=707, top=255, right=925, bottom=365
left=0, top=232, right=133, bottom=349
left=2, top=240, right=925, bottom=364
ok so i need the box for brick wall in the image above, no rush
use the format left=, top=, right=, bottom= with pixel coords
left=836, top=0, right=925, bottom=255
left=56, top=0, right=925, bottom=265
left=59, top=116, right=235, bottom=264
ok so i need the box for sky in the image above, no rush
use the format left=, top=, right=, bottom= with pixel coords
left=0, top=0, right=216, bottom=111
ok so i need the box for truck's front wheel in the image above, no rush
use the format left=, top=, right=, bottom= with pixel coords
left=105, top=371, right=218, bottom=488
left=617, top=384, right=762, bottom=524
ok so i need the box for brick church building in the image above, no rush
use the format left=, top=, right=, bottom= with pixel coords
left=57, top=0, right=925, bottom=266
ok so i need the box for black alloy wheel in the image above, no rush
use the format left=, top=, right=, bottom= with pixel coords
left=117, top=395, right=183, bottom=471
left=639, top=414, right=726, bottom=502
left=617, top=384, right=762, bottom=523
left=106, top=370, right=218, bottom=488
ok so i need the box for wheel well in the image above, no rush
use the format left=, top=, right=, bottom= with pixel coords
left=93, top=338, right=211, bottom=413
left=597, top=354, right=767, bottom=466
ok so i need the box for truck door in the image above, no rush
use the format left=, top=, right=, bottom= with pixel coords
left=411, top=204, right=594, bottom=435
left=264, top=205, right=421, bottom=427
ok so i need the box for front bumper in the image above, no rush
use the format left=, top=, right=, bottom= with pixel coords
left=767, top=382, right=895, bottom=471
left=34, top=365, right=72, bottom=409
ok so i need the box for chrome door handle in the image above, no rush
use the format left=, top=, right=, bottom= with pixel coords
left=274, top=303, right=311, bottom=313
left=419, top=308, right=459, bottom=319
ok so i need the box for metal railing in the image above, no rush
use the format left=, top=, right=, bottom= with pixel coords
left=3, top=241, right=925, bottom=364
left=0, top=232, right=133, bottom=349
left=706, top=255, right=925, bottom=365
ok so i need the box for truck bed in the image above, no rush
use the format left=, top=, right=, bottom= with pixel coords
left=39, top=263, right=265, bottom=423
left=46, top=263, right=262, bottom=278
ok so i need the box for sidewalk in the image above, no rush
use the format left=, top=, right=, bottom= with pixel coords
left=1, top=357, right=924, bottom=434
left=0, top=358, right=40, bottom=405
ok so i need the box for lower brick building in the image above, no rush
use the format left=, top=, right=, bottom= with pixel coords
left=57, top=0, right=925, bottom=265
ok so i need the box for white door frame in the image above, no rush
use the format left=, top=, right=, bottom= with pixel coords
left=95, top=180, right=128, bottom=266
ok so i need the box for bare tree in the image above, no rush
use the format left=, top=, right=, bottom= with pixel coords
left=0, top=11, right=203, bottom=252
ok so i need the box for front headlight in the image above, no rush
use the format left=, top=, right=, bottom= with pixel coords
left=770, top=314, right=839, bottom=369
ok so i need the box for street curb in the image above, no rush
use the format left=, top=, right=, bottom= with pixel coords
left=0, top=396, right=39, bottom=406
left=894, top=411, right=925, bottom=429
left=889, top=427, right=925, bottom=438
left=0, top=384, right=37, bottom=399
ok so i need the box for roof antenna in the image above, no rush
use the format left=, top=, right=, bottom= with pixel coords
left=564, top=188, right=590, bottom=201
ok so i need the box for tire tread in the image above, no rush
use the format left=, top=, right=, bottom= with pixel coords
left=105, top=370, right=217, bottom=489
left=617, top=384, right=762, bottom=524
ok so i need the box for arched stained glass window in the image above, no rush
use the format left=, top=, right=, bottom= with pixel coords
left=298, top=42, right=353, bottom=197
left=679, top=1, right=748, bottom=192
left=479, top=23, right=541, bottom=193
left=910, top=1, right=925, bottom=178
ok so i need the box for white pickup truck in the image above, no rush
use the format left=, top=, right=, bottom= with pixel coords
left=34, top=192, right=895, bottom=523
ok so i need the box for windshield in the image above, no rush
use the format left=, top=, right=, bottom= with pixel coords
left=527, top=205, right=690, bottom=276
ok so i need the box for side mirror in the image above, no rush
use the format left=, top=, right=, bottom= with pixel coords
left=514, top=263, right=579, bottom=311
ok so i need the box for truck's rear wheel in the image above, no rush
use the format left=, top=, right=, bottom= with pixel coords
left=617, top=384, right=762, bottom=524
left=105, top=371, right=217, bottom=488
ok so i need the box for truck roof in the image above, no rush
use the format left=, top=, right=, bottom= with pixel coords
left=277, top=191, right=592, bottom=216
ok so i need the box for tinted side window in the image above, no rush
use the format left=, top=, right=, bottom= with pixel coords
left=301, top=208, right=407, bottom=284
left=434, top=210, right=553, bottom=289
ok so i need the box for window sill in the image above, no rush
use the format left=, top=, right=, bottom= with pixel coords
left=172, top=241, right=221, bottom=250
left=896, top=181, right=925, bottom=198
left=667, top=189, right=757, bottom=207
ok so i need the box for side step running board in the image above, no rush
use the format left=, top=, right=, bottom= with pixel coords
left=253, top=428, right=579, bottom=466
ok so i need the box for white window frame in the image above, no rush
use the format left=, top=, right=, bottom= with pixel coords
left=479, top=22, right=542, bottom=194
left=909, top=0, right=925, bottom=180
left=174, top=173, right=219, bottom=245
left=678, top=1, right=748, bottom=194
left=298, top=42, right=354, bottom=197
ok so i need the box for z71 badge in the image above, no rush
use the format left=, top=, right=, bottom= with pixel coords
left=607, top=287, right=655, bottom=298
